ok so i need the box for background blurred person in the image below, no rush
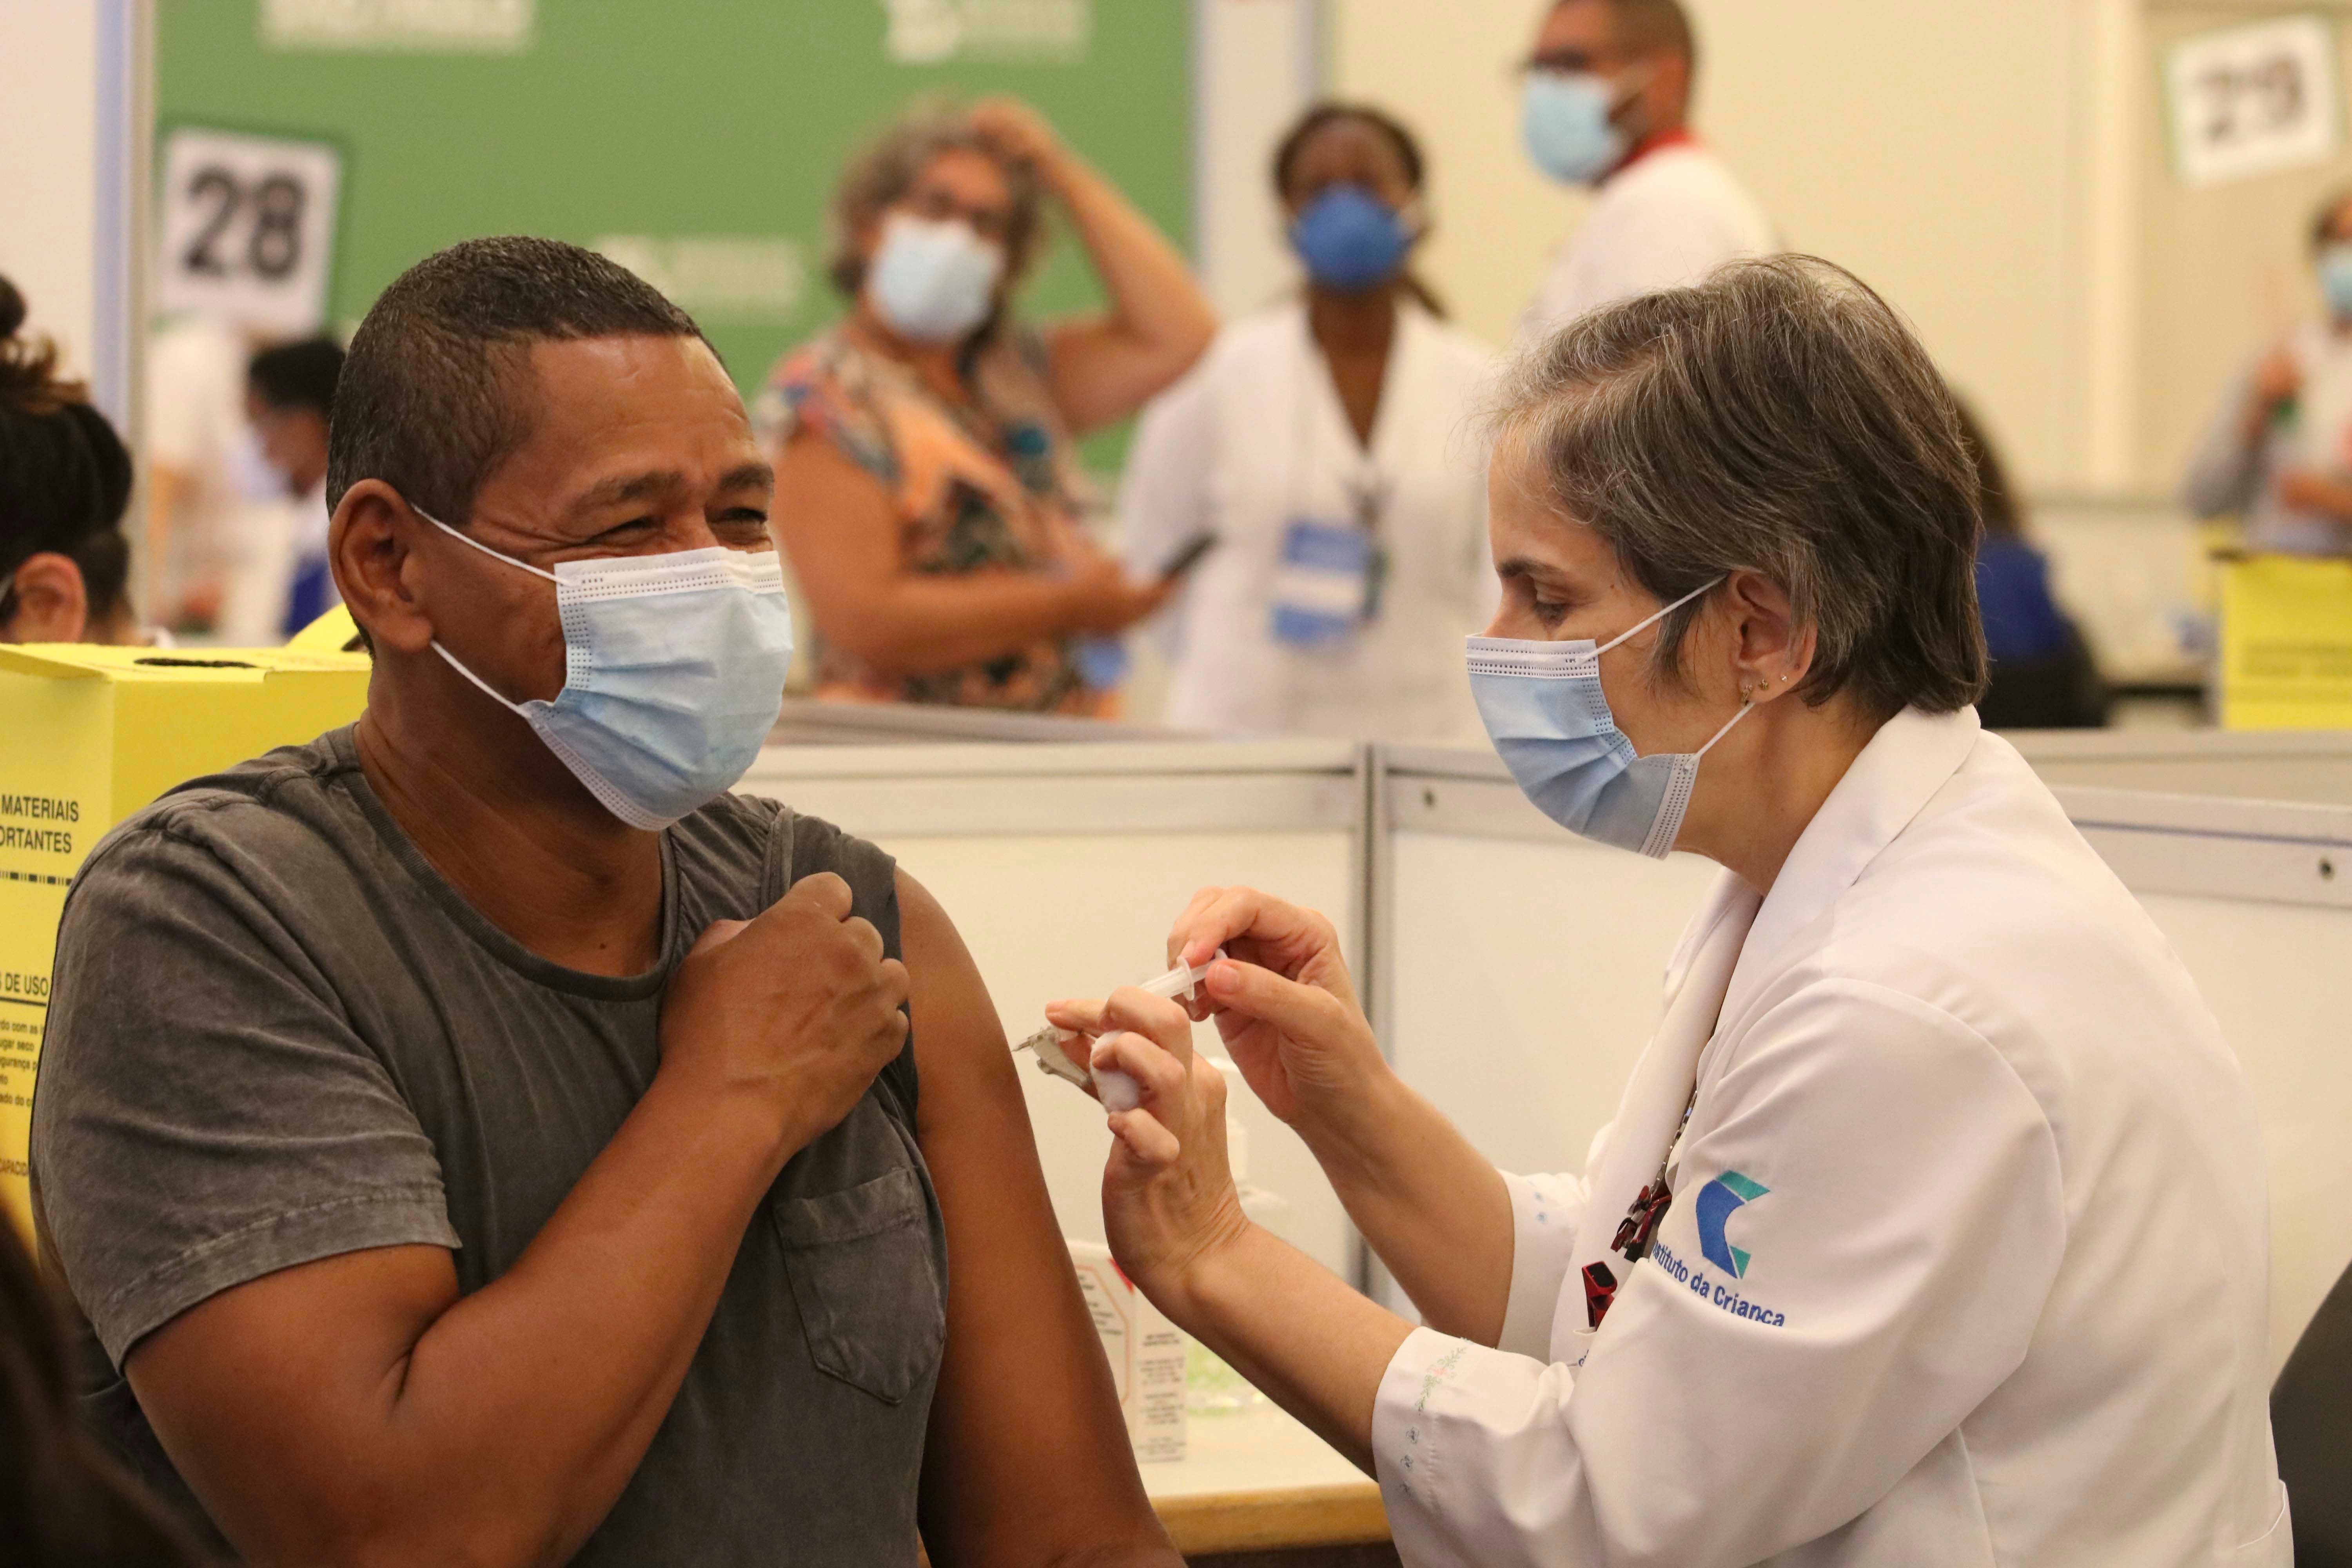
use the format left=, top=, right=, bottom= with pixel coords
left=0, top=1216, right=211, bottom=1566
left=2184, top=187, right=2352, bottom=556
left=762, top=98, right=1214, bottom=715
left=1120, top=103, right=1495, bottom=742
left=143, top=313, right=271, bottom=636
left=0, top=276, right=142, bottom=646
left=1517, top=0, right=1773, bottom=347
left=1959, top=399, right=2107, bottom=730
left=244, top=337, right=345, bottom=639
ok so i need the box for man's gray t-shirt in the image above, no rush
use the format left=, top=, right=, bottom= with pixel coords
left=30, top=726, right=948, bottom=1564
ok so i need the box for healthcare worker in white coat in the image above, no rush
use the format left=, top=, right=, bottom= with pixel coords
left=1121, top=103, right=1496, bottom=742
left=2184, top=185, right=2352, bottom=555
left=1518, top=0, right=1774, bottom=347
left=1052, top=257, right=2291, bottom=1565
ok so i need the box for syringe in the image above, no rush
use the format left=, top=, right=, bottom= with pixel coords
left=1012, top=953, right=1221, bottom=1112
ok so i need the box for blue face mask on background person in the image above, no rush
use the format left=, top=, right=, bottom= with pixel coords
left=1290, top=183, right=1416, bottom=292
left=868, top=212, right=1005, bottom=343
left=1522, top=70, right=1628, bottom=185
left=2320, top=243, right=2352, bottom=319
left=1466, top=579, right=1749, bottom=858
left=420, top=509, right=795, bottom=829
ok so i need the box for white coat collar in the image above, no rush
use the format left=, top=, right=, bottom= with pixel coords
left=1721, top=705, right=1983, bottom=1018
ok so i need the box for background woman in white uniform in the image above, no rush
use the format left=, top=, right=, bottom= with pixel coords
left=1120, top=103, right=1496, bottom=742
left=1057, top=258, right=2290, bottom=1565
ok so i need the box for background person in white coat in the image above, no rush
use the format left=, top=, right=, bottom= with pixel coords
left=1121, top=103, right=1496, bottom=742
left=2183, top=187, right=2352, bottom=556
left=1054, top=258, right=2289, bottom=1566
left=1518, top=0, right=1774, bottom=347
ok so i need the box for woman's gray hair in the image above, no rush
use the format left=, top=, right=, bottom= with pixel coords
left=826, top=101, right=1045, bottom=297
left=1492, top=253, right=1987, bottom=717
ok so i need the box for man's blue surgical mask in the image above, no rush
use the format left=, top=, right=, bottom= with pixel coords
left=1466, top=579, right=1748, bottom=858
left=869, top=213, right=1005, bottom=344
left=1522, top=71, right=1627, bottom=185
left=2320, top=243, right=2352, bottom=320
left=421, top=509, right=794, bottom=829
left=1290, top=183, right=1416, bottom=292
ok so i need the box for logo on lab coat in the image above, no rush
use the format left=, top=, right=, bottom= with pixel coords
left=1695, top=1170, right=1769, bottom=1279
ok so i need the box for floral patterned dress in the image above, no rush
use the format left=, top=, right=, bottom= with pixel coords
left=756, top=326, right=1104, bottom=714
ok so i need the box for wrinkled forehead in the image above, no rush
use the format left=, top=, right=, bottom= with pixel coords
left=485, top=335, right=762, bottom=504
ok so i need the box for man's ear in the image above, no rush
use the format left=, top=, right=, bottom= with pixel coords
left=332, top=481, right=434, bottom=657
left=1648, top=49, right=1693, bottom=125
left=1723, top=568, right=1814, bottom=703
left=1, top=552, right=90, bottom=644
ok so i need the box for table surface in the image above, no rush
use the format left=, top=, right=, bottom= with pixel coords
left=1140, top=1403, right=1388, bottom=1554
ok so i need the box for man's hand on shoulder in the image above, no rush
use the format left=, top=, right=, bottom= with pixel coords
left=657, top=870, right=911, bottom=1158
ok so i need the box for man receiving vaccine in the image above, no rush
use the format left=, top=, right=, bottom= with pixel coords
left=1517, top=0, right=1776, bottom=347
left=31, top=237, right=1181, bottom=1568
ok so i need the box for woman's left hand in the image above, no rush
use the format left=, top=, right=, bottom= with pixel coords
left=1060, top=985, right=1253, bottom=1315
left=969, top=97, right=1068, bottom=177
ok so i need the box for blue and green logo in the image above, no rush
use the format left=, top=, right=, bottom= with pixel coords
left=1695, top=1170, right=1768, bottom=1278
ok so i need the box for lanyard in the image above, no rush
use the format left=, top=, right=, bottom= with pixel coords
left=1287, top=316, right=1389, bottom=539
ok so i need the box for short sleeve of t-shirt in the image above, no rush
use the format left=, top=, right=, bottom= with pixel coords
left=32, top=805, right=460, bottom=1367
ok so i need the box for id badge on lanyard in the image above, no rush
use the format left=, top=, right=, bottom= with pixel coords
left=1271, top=477, right=1391, bottom=650
left=1272, top=332, right=1394, bottom=649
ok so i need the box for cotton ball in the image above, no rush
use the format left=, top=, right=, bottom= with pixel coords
left=1097, top=1067, right=1143, bottom=1113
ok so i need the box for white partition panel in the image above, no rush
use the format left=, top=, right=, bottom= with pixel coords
left=1381, top=755, right=1717, bottom=1186
left=742, top=739, right=1364, bottom=1279
left=1381, top=749, right=2352, bottom=1370
left=2061, top=787, right=2352, bottom=1367
left=2011, top=729, right=2352, bottom=808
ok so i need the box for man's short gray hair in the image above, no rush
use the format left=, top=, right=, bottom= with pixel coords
left=826, top=102, right=1045, bottom=298
left=1494, top=254, right=1987, bottom=718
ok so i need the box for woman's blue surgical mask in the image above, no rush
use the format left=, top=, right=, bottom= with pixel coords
left=1466, top=579, right=1748, bottom=858
left=2320, top=243, right=2352, bottom=319
left=1290, top=183, right=1416, bottom=292
left=869, top=212, right=1005, bottom=344
left=1522, top=70, right=1627, bottom=185
left=420, top=510, right=795, bottom=830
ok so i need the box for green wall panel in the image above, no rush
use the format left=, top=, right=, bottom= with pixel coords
left=157, top=2, right=1194, bottom=465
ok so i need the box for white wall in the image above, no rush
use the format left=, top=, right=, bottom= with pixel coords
left=0, top=3, right=103, bottom=383
left=0, top=0, right=139, bottom=431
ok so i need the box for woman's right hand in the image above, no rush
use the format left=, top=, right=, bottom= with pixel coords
left=1061, top=551, right=1176, bottom=634
left=2254, top=343, right=2301, bottom=411
left=1161, top=886, right=1388, bottom=1133
left=2245, top=342, right=2301, bottom=447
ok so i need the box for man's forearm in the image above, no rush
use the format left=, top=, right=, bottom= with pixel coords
left=361, top=1077, right=791, bottom=1565
left=1297, top=1071, right=1515, bottom=1347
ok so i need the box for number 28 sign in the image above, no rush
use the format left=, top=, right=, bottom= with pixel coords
left=156, top=128, right=341, bottom=335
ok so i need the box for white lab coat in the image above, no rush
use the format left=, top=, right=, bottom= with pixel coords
left=2183, top=320, right=2352, bottom=555
left=1375, top=707, right=2290, bottom=1566
left=1120, top=301, right=1497, bottom=742
left=1520, top=140, right=1775, bottom=350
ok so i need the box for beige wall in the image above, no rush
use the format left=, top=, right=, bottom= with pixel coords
left=1333, top=0, right=2091, bottom=488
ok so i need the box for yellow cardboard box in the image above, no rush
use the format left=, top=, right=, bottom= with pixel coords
left=2219, top=556, right=2352, bottom=729
left=0, top=642, right=370, bottom=1238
